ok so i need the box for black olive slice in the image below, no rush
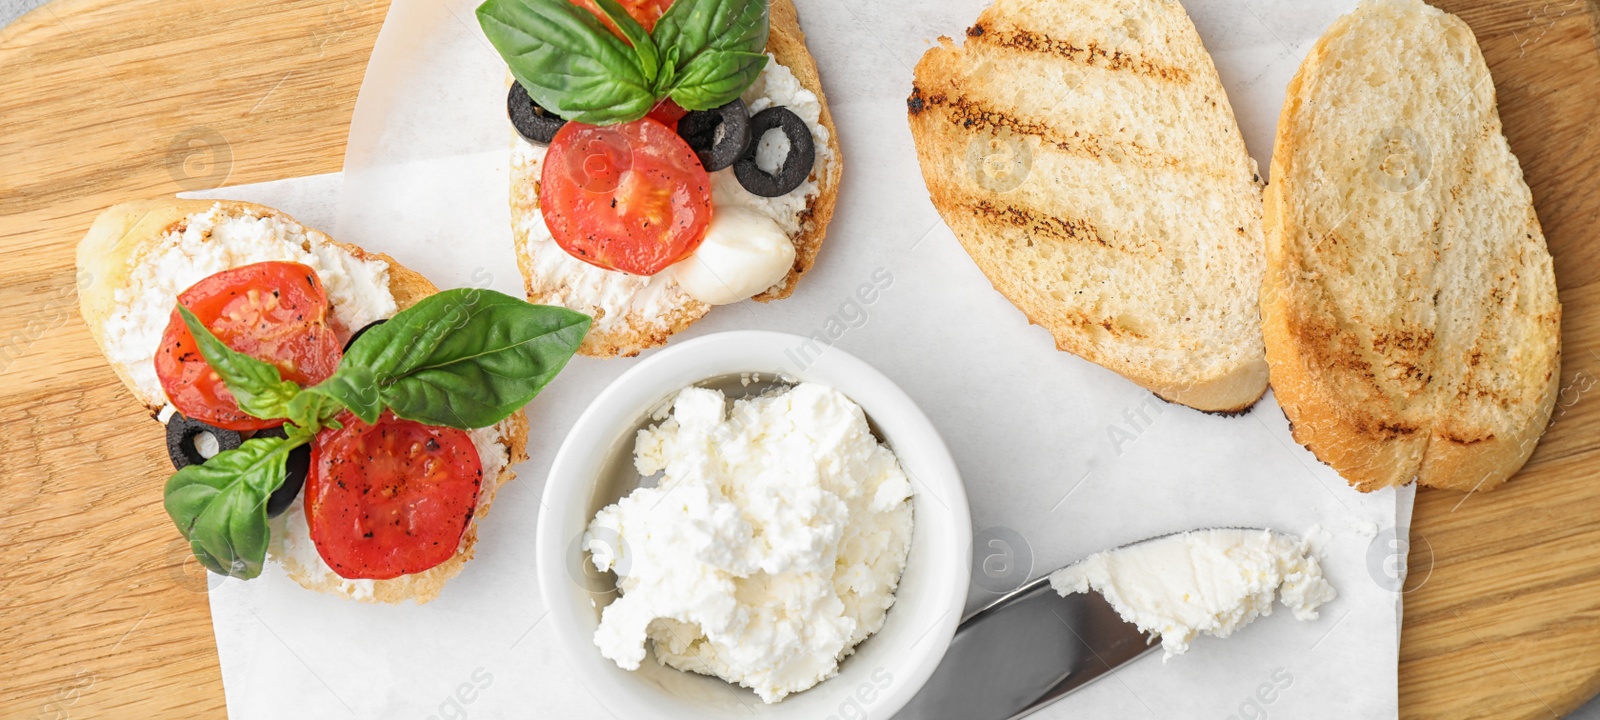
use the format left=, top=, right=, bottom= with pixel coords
left=253, top=426, right=311, bottom=519
left=166, top=415, right=242, bottom=471
left=677, top=99, right=750, bottom=172
left=507, top=83, right=566, bottom=146
left=343, top=318, right=388, bottom=353
left=733, top=106, right=815, bottom=198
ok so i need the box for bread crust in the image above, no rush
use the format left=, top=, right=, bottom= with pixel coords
left=906, top=0, right=1269, bottom=413
left=76, top=198, right=528, bottom=603
left=751, top=0, right=842, bottom=303
left=1260, top=0, right=1561, bottom=493
left=510, top=0, right=842, bottom=357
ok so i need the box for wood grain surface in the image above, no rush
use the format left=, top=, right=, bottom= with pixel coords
left=0, top=0, right=1596, bottom=718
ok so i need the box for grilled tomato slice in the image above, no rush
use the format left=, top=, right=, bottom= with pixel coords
left=571, top=0, right=674, bottom=33
left=305, top=412, right=484, bottom=580
left=155, top=261, right=342, bottom=431
left=540, top=117, right=713, bottom=276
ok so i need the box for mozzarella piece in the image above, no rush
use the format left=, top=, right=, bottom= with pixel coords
left=671, top=205, right=796, bottom=306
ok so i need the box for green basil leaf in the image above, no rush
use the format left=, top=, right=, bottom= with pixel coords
left=477, top=0, right=657, bottom=125
left=164, top=436, right=300, bottom=580
left=591, top=0, right=659, bottom=83
left=342, top=289, right=590, bottom=429
left=178, top=305, right=299, bottom=421
left=302, top=365, right=378, bottom=426
left=287, top=383, right=356, bottom=432
left=668, top=50, right=767, bottom=111
left=653, top=44, right=681, bottom=95
left=652, top=0, right=769, bottom=109
left=187, top=539, right=228, bottom=576
left=654, top=0, right=769, bottom=56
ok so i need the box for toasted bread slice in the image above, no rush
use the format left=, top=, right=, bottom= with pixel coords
left=510, top=0, right=843, bottom=357
left=1261, top=0, right=1561, bottom=493
left=907, top=0, right=1269, bottom=412
left=77, top=199, right=528, bottom=603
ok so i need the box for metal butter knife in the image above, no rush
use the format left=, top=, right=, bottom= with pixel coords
left=895, top=528, right=1280, bottom=720
left=892, top=574, right=1154, bottom=720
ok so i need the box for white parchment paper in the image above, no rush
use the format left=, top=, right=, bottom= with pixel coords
left=194, top=0, right=1418, bottom=717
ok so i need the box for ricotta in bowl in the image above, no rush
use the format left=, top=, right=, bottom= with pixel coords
left=585, top=382, right=914, bottom=703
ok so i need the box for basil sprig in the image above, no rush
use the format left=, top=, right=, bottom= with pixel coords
left=166, top=435, right=303, bottom=578
left=178, top=306, right=301, bottom=421
left=476, top=0, right=770, bottom=126
left=333, top=291, right=592, bottom=428
left=163, top=288, right=590, bottom=579
left=651, top=0, right=768, bottom=109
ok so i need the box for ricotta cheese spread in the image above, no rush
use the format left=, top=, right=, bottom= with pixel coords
left=270, top=421, right=512, bottom=599
left=101, top=203, right=397, bottom=406
left=587, top=383, right=912, bottom=703
left=1049, top=528, right=1336, bottom=659
left=511, top=55, right=834, bottom=332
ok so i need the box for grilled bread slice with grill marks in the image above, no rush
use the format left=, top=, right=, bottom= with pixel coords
left=1262, top=0, right=1560, bottom=493
left=907, top=0, right=1268, bottom=412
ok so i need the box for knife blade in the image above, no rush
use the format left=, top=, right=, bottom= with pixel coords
left=895, top=527, right=1304, bottom=719
left=892, top=574, right=1155, bottom=720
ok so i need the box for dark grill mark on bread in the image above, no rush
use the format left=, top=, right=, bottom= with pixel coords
left=916, top=91, right=1171, bottom=168
left=1374, top=328, right=1434, bottom=390
left=1371, top=420, right=1419, bottom=439
left=1059, top=311, right=1144, bottom=340
left=1441, top=431, right=1493, bottom=446
left=907, top=0, right=1271, bottom=415
left=1291, top=317, right=1377, bottom=377
left=967, top=199, right=1110, bottom=250
left=973, top=27, right=1191, bottom=83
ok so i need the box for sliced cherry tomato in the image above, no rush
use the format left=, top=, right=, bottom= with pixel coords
left=571, top=0, right=673, bottom=33
left=647, top=98, right=689, bottom=127
left=305, top=412, right=484, bottom=580
left=155, top=261, right=342, bottom=431
left=541, top=117, right=713, bottom=275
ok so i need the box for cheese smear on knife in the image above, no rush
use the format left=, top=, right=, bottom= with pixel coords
left=1049, top=528, right=1336, bottom=659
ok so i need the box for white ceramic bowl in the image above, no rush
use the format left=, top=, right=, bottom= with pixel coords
left=537, top=331, right=971, bottom=719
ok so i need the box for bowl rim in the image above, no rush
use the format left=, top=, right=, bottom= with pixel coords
left=535, top=330, right=971, bottom=717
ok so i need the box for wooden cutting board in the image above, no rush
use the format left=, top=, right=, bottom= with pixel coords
left=1, top=0, right=1596, bottom=717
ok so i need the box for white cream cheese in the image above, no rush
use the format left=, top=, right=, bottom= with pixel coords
left=270, top=421, right=512, bottom=599
left=510, top=199, right=690, bottom=334
left=587, top=383, right=913, bottom=703
left=1049, top=528, right=1336, bottom=659
left=511, top=56, right=833, bottom=330
left=670, top=205, right=795, bottom=305
left=101, top=203, right=397, bottom=405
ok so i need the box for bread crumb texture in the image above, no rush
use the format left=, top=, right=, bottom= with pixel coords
left=1261, top=0, right=1560, bottom=492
